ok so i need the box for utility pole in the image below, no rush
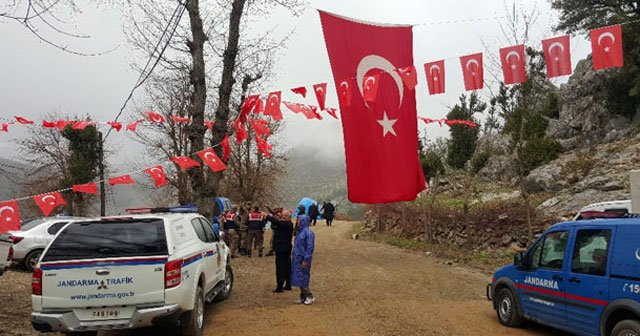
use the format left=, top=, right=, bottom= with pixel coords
left=98, top=131, right=106, bottom=216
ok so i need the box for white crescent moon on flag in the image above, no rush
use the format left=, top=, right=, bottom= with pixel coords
left=204, top=152, right=216, bottom=162
left=549, top=42, right=565, bottom=56
left=268, top=94, right=278, bottom=106
left=598, top=32, right=615, bottom=46
left=364, top=76, right=376, bottom=89
left=42, top=195, right=56, bottom=205
left=149, top=168, right=163, bottom=177
left=466, top=59, right=479, bottom=72
left=356, top=55, right=405, bottom=109
left=430, top=64, right=441, bottom=76
left=506, top=51, right=521, bottom=63
left=0, top=206, right=14, bottom=221
left=340, top=81, right=349, bottom=92
left=316, top=86, right=324, bottom=95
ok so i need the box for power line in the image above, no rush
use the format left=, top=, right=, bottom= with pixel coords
left=104, top=1, right=187, bottom=141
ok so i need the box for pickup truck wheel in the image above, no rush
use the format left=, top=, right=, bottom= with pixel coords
left=24, top=249, right=43, bottom=272
left=214, top=264, right=234, bottom=302
left=496, top=288, right=524, bottom=328
left=180, top=286, right=204, bottom=336
left=611, top=319, right=640, bottom=336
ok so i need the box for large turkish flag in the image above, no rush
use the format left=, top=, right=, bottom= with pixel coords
left=320, top=11, right=425, bottom=203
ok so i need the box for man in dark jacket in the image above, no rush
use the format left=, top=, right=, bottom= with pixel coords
left=308, top=203, right=319, bottom=226
left=321, top=202, right=335, bottom=226
left=266, top=208, right=293, bottom=292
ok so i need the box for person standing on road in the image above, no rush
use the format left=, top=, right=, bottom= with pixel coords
left=223, top=207, right=239, bottom=258
left=308, top=203, right=319, bottom=226
left=245, top=206, right=265, bottom=257
left=321, top=202, right=335, bottom=227
left=291, top=215, right=315, bottom=305
left=266, top=208, right=293, bottom=293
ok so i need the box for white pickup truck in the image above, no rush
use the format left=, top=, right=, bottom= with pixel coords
left=0, top=235, right=13, bottom=276
left=31, top=208, right=233, bottom=336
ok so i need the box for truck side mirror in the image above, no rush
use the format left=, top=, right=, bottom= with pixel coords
left=514, top=252, right=525, bottom=269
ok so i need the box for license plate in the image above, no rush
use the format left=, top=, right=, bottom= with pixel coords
left=90, top=308, right=121, bottom=319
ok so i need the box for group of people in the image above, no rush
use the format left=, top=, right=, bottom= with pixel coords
left=305, top=201, right=336, bottom=227
left=219, top=202, right=327, bottom=305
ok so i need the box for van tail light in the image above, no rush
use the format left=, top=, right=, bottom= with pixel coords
left=164, top=259, right=183, bottom=289
left=32, top=268, right=42, bottom=296
left=9, top=236, right=23, bottom=244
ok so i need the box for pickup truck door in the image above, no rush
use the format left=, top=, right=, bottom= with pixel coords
left=517, top=229, right=570, bottom=326
left=564, top=227, right=612, bottom=336
left=199, top=218, right=225, bottom=283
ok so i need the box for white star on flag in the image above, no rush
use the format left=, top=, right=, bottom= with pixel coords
left=511, top=64, right=517, bottom=70
left=377, top=111, right=398, bottom=137
left=604, top=46, right=611, bottom=53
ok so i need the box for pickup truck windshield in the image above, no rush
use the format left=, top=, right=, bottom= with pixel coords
left=42, top=219, right=168, bottom=262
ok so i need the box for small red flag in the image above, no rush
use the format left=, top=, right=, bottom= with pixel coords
left=0, top=200, right=21, bottom=233
left=72, top=182, right=98, bottom=194
left=42, top=120, right=56, bottom=128
left=171, top=115, right=191, bottom=124
left=15, top=116, right=34, bottom=125
left=313, top=83, right=328, bottom=110
left=325, top=108, right=339, bottom=119
left=107, top=121, right=123, bottom=132
left=109, top=174, right=135, bottom=186
left=221, top=135, right=230, bottom=161
left=253, top=97, right=264, bottom=114
left=198, top=148, right=227, bottom=172
left=72, top=121, right=94, bottom=130
left=33, top=192, right=66, bottom=216
left=255, top=136, right=273, bottom=158
left=1, top=123, right=11, bottom=132
left=126, top=120, right=144, bottom=132
left=170, top=156, right=201, bottom=170
left=291, top=87, right=307, bottom=98
left=144, top=165, right=167, bottom=188
left=250, top=119, right=271, bottom=137
left=284, top=102, right=322, bottom=120
left=233, top=119, right=248, bottom=144
left=146, top=111, right=166, bottom=124
left=310, top=106, right=324, bottom=120
left=396, top=66, right=418, bottom=91
left=500, top=45, right=527, bottom=85
left=241, top=95, right=260, bottom=118
left=542, top=35, right=572, bottom=78
left=204, top=120, right=215, bottom=130
left=56, top=120, right=73, bottom=130
left=460, top=53, right=484, bottom=91
left=264, top=92, right=283, bottom=120
left=591, top=24, right=624, bottom=70
left=424, top=60, right=445, bottom=95
left=337, top=78, right=353, bottom=107
left=362, top=73, right=380, bottom=102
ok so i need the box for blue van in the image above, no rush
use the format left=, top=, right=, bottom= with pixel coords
left=488, top=217, right=640, bottom=336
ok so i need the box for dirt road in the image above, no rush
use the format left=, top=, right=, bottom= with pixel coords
left=1, top=221, right=565, bottom=336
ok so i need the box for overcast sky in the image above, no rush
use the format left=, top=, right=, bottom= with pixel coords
left=0, top=0, right=592, bottom=169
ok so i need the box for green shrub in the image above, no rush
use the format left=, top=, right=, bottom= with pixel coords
left=521, top=138, right=563, bottom=174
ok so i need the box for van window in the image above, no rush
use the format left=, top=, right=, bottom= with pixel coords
left=42, top=220, right=167, bottom=261
left=571, top=229, right=611, bottom=276
left=528, top=231, right=569, bottom=271
left=191, top=219, right=207, bottom=243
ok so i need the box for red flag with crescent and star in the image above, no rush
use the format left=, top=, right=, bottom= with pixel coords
left=500, top=44, right=527, bottom=85
left=72, top=182, right=98, bottom=194
left=264, top=91, right=283, bottom=120
left=313, top=83, right=328, bottom=110
left=0, top=200, right=20, bottom=233
left=396, top=66, right=418, bottom=91
left=33, top=192, right=66, bottom=216
left=542, top=35, right=572, bottom=78
left=109, top=174, right=135, bottom=186
left=591, top=24, right=623, bottom=70
left=170, top=156, right=201, bottom=170
left=15, top=116, right=34, bottom=125
left=144, top=165, right=168, bottom=188
left=362, top=73, right=380, bottom=102
left=460, top=53, right=484, bottom=91
left=423, top=60, right=445, bottom=95
left=338, top=78, right=353, bottom=107
left=198, top=148, right=227, bottom=172
left=320, top=11, right=425, bottom=204
left=146, top=111, right=166, bottom=124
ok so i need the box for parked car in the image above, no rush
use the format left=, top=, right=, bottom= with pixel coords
left=31, top=206, right=233, bottom=336
left=0, top=235, right=13, bottom=276
left=9, top=216, right=84, bottom=271
left=488, top=216, right=640, bottom=336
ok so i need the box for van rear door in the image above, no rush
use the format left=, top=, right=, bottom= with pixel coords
left=38, top=219, right=168, bottom=313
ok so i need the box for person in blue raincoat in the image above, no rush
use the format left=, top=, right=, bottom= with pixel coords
left=291, top=215, right=315, bottom=305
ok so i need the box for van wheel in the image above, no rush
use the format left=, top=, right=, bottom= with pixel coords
left=180, top=286, right=204, bottom=336
left=24, top=249, right=43, bottom=272
left=611, top=319, right=640, bottom=336
left=496, top=288, right=524, bottom=327
left=215, top=264, right=234, bottom=302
